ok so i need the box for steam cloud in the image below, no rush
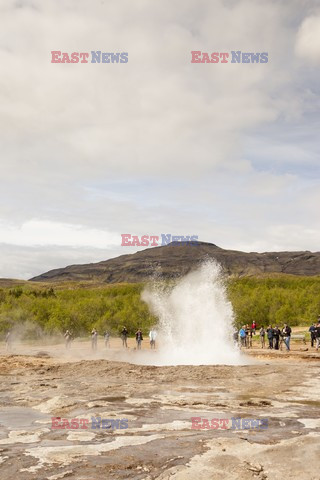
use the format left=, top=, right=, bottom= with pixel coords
left=142, top=260, right=244, bottom=365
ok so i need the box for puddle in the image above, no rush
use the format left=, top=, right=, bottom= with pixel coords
left=279, top=377, right=320, bottom=404
left=0, top=406, right=48, bottom=429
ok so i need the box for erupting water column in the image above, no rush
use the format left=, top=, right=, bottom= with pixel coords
left=142, top=260, right=243, bottom=365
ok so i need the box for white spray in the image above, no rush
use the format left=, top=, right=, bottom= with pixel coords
left=142, top=260, right=243, bottom=365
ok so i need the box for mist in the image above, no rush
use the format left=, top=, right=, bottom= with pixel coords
left=141, top=260, right=244, bottom=365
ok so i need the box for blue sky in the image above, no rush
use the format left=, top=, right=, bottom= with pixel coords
left=0, top=0, right=319, bottom=279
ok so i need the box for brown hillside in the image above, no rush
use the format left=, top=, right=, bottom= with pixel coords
left=29, top=241, right=320, bottom=283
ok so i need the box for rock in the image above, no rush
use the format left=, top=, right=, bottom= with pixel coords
left=47, top=470, right=73, bottom=480
left=245, top=462, right=263, bottom=473
left=35, top=352, right=51, bottom=358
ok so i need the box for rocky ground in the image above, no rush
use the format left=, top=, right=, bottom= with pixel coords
left=0, top=341, right=319, bottom=480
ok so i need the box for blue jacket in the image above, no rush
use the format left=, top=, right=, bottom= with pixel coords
left=239, top=328, right=246, bottom=338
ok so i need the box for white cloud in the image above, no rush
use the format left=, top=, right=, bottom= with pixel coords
left=0, top=245, right=117, bottom=280
left=0, top=220, right=119, bottom=248
left=0, top=0, right=300, bottom=181
left=0, top=0, right=319, bottom=278
left=295, top=13, right=320, bottom=64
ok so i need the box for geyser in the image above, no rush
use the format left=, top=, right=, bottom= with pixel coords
left=142, top=260, right=243, bottom=365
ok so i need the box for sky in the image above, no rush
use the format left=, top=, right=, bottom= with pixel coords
left=0, top=0, right=320, bottom=279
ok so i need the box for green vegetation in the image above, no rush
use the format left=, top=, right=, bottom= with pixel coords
left=0, top=284, right=156, bottom=339
left=0, top=275, right=319, bottom=340
left=228, top=276, right=320, bottom=328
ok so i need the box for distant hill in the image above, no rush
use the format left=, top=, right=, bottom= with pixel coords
left=0, top=278, right=29, bottom=288
left=29, top=241, right=320, bottom=283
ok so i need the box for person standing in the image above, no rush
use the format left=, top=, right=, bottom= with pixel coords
left=5, top=330, right=12, bottom=352
left=121, top=327, right=128, bottom=348
left=149, top=329, right=157, bottom=349
left=64, top=330, right=72, bottom=349
left=282, top=324, right=292, bottom=351
left=245, top=324, right=251, bottom=348
left=251, top=321, right=257, bottom=335
left=259, top=326, right=266, bottom=349
left=104, top=331, right=111, bottom=348
left=273, top=326, right=281, bottom=350
left=135, top=329, right=143, bottom=350
left=309, top=323, right=316, bottom=348
left=91, top=328, right=98, bottom=351
left=315, top=321, right=320, bottom=351
left=233, top=329, right=239, bottom=346
left=239, top=326, right=246, bottom=348
left=267, top=326, right=274, bottom=349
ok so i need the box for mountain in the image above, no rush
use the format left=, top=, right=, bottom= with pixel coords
left=29, top=241, right=320, bottom=283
